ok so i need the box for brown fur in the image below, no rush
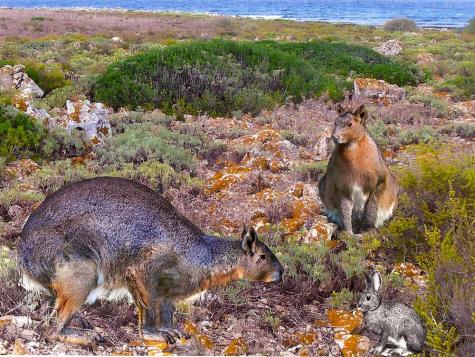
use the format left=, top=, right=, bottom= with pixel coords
left=318, top=104, right=399, bottom=234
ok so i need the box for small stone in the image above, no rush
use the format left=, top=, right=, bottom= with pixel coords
left=375, top=39, right=403, bottom=56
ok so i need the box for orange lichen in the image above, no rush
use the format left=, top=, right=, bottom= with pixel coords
left=183, top=321, right=214, bottom=350
left=393, top=262, right=420, bottom=278
left=90, top=136, right=101, bottom=145
left=222, top=337, right=248, bottom=356
left=206, top=165, right=252, bottom=194
left=280, top=198, right=318, bottom=234
left=292, top=182, right=305, bottom=198
left=13, top=339, right=27, bottom=355
left=98, top=126, right=110, bottom=136
left=12, top=95, right=28, bottom=111
left=334, top=332, right=371, bottom=357
left=327, top=309, right=363, bottom=333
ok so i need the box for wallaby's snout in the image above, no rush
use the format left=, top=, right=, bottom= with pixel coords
left=240, top=226, right=284, bottom=283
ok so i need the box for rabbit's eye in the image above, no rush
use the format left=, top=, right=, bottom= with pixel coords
left=366, top=295, right=371, bottom=301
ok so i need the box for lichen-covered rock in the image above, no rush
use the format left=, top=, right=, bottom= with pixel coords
left=327, top=309, right=370, bottom=357
left=304, top=215, right=337, bottom=244
left=0, top=65, right=44, bottom=100
left=354, top=78, right=405, bottom=105
left=375, top=39, right=403, bottom=56
left=64, top=100, right=112, bottom=144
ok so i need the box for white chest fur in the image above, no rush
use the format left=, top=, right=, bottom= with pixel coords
left=351, top=185, right=368, bottom=213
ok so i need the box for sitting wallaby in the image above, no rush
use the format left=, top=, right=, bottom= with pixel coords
left=18, top=177, right=284, bottom=345
left=318, top=104, right=399, bottom=234
left=358, top=271, right=426, bottom=356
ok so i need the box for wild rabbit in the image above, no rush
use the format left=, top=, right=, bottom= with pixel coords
left=358, top=271, right=425, bottom=356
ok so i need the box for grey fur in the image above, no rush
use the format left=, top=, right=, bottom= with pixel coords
left=358, top=271, right=426, bottom=356
left=18, top=177, right=283, bottom=342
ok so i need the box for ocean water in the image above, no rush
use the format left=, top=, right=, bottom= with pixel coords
left=0, top=0, right=474, bottom=28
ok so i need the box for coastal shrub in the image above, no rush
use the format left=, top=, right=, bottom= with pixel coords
left=263, top=41, right=422, bottom=86
left=95, top=122, right=197, bottom=172
left=381, top=146, right=475, bottom=355
left=0, top=106, right=45, bottom=161
left=438, top=76, right=475, bottom=100
left=440, top=122, right=475, bottom=139
left=23, top=61, right=69, bottom=94
left=41, top=127, right=89, bottom=159
left=383, top=18, right=417, bottom=32
left=408, top=93, right=449, bottom=117
left=397, top=126, right=439, bottom=145
left=94, top=39, right=420, bottom=116
left=464, top=17, right=475, bottom=34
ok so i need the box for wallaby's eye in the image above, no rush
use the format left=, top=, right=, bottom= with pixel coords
left=348, top=122, right=352, bottom=127
left=259, top=254, right=267, bottom=261
left=366, top=295, right=371, bottom=301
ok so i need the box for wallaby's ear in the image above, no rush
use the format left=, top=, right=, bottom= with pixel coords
left=364, top=271, right=372, bottom=288
left=241, top=226, right=258, bottom=256
left=353, top=104, right=368, bottom=124
left=336, top=103, right=345, bottom=114
left=372, top=271, right=382, bottom=291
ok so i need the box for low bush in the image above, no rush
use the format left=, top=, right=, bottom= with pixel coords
left=381, top=145, right=475, bottom=355
left=383, top=18, right=417, bottom=32
left=94, top=39, right=421, bottom=116
left=0, top=106, right=45, bottom=161
left=464, top=17, right=475, bottom=34
left=438, top=76, right=475, bottom=100
left=95, top=122, right=198, bottom=172
left=408, top=93, right=449, bottom=117
left=397, top=126, right=439, bottom=145
left=23, top=61, right=69, bottom=94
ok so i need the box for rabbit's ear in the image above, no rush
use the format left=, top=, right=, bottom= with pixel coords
left=364, top=271, right=372, bottom=288
left=372, top=271, right=382, bottom=291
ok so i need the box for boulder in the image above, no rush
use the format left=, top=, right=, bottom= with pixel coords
left=375, top=39, right=403, bottom=56
left=65, top=100, right=112, bottom=144
left=0, top=65, right=44, bottom=100
left=354, top=78, right=405, bottom=105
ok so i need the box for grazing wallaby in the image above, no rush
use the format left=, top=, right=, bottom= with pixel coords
left=18, top=177, right=284, bottom=345
left=318, top=104, right=399, bottom=234
left=358, top=271, right=426, bottom=356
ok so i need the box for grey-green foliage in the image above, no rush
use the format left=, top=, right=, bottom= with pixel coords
left=95, top=122, right=198, bottom=171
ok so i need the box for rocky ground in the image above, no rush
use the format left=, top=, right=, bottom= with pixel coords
left=1, top=65, right=473, bottom=355
left=0, top=9, right=474, bottom=356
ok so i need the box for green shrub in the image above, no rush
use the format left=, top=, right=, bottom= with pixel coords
left=463, top=17, right=475, bottom=34
left=94, top=39, right=420, bottom=116
left=381, top=145, right=475, bottom=355
left=398, top=126, right=439, bottom=145
left=383, top=18, right=417, bottom=32
left=368, top=120, right=390, bottom=146
left=263, top=41, right=422, bottom=86
left=41, top=127, right=89, bottom=159
left=95, top=122, right=198, bottom=171
left=23, top=61, right=69, bottom=94
left=35, top=85, right=79, bottom=110
left=439, top=76, right=475, bottom=100
left=0, top=106, right=45, bottom=161
left=408, top=93, right=449, bottom=117
left=274, top=237, right=329, bottom=282
left=440, top=122, right=475, bottom=139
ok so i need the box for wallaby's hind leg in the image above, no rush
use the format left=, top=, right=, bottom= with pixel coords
left=51, top=260, right=99, bottom=345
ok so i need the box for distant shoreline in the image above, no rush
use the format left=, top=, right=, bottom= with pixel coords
left=0, top=6, right=465, bottom=29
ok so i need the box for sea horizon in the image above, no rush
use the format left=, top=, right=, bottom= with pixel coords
left=0, top=0, right=474, bottom=28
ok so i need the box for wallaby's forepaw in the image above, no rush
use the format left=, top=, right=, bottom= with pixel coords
left=50, top=328, right=102, bottom=346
